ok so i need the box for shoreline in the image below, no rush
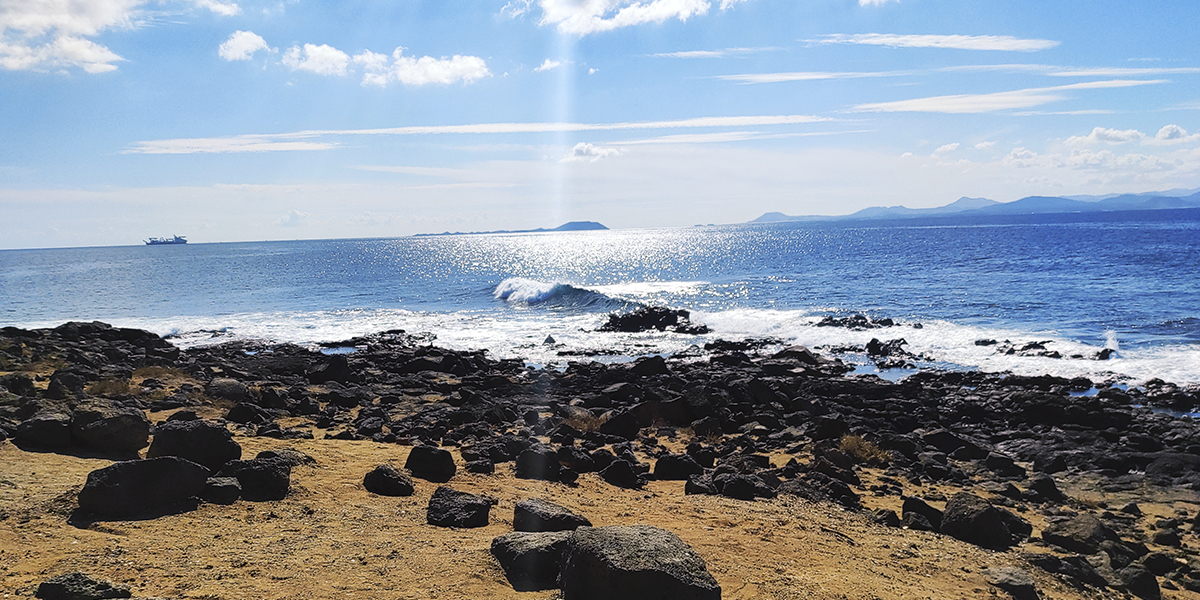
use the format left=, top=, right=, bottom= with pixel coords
left=3, top=320, right=1200, bottom=598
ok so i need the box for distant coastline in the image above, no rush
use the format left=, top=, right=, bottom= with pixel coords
left=413, top=221, right=608, bottom=237
left=752, top=187, right=1200, bottom=224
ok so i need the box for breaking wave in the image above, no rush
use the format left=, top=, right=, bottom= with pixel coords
left=492, top=278, right=634, bottom=311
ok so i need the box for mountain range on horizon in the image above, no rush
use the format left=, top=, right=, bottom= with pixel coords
left=751, top=187, right=1200, bottom=224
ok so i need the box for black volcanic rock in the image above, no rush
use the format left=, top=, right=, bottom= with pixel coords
left=598, top=307, right=710, bottom=335
left=363, top=464, right=415, bottom=497
left=514, top=498, right=592, bottom=532
left=491, top=530, right=572, bottom=591
left=147, top=419, right=242, bottom=471
left=559, top=525, right=720, bottom=600
left=35, top=572, right=131, bottom=600
left=426, top=486, right=495, bottom=528
left=405, top=445, right=457, bottom=483
left=216, top=457, right=291, bottom=501
left=78, top=457, right=210, bottom=519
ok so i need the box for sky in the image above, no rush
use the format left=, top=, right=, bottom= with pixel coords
left=2, top=0, right=1199, bottom=248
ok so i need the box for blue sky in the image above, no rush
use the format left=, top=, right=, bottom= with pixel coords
left=2, top=0, right=1199, bottom=248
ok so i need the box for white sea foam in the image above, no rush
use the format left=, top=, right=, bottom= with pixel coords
left=590, top=281, right=709, bottom=297
left=493, top=278, right=561, bottom=304
left=83, top=305, right=1200, bottom=385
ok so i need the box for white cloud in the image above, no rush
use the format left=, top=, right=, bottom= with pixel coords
left=562, top=142, right=622, bottom=162
left=218, top=30, right=269, bottom=61
left=1048, top=66, right=1200, bottom=77
left=190, top=0, right=240, bottom=16
left=514, top=0, right=724, bottom=36
left=534, top=58, right=561, bottom=72
left=588, top=67, right=597, bottom=75
left=854, top=80, right=1165, bottom=114
left=975, top=141, right=996, bottom=149
left=719, top=70, right=906, bottom=84
left=1065, top=127, right=1146, bottom=145
left=0, top=0, right=237, bottom=74
left=813, top=33, right=1059, bottom=52
left=355, top=47, right=490, bottom=86
left=276, top=209, right=308, bottom=227
left=127, top=114, right=830, bottom=154
left=933, top=143, right=960, bottom=154
left=858, top=0, right=898, bottom=5
left=1150, top=124, right=1200, bottom=145
left=282, top=43, right=350, bottom=76
left=125, top=135, right=338, bottom=154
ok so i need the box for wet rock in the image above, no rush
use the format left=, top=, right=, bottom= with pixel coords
left=78, top=457, right=209, bottom=519
left=426, top=486, right=495, bottom=528
left=514, top=498, right=592, bottom=532
left=147, top=419, right=242, bottom=471
left=560, top=525, right=720, bottom=600
left=306, top=354, right=359, bottom=384
left=940, top=492, right=1025, bottom=550
left=405, top=445, right=457, bottom=483
left=986, top=567, right=1039, bottom=600
left=491, top=531, right=572, bottom=591
left=202, top=476, right=241, bottom=505
left=35, top=572, right=131, bottom=600
left=1041, top=513, right=1117, bottom=555
left=363, top=464, right=415, bottom=497
left=216, top=456, right=291, bottom=501
left=597, top=307, right=710, bottom=335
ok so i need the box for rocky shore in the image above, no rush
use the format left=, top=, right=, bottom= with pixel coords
left=3, top=319, right=1200, bottom=599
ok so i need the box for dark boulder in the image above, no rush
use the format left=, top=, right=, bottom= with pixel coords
left=1117, top=565, right=1161, bottom=600
left=147, top=419, right=242, bottom=471
left=216, top=457, right=291, bottom=501
left=713, top=472, right=774, bottom=501
left=599, top=459, right=645, bottom=489
left=426, top=486, right=495, bottom=528
left=598, top=410, right=640, bottom=441
left=559, top=525, right=720, bottom=600
left=515, top=447, right=560, bottom=482
left=225, top=402, right=273, bottom=425
left=363, top=464, right=415, bottom=497
left=46, top=370, right=89, bottom=400
left=684, top=474, right=719, bottom=496
left=69, top=400, right=150, bottom=453
left=201, top=477, right=241, bottom=505
left=16, top=408, right=73, bottom=448
left=35, top=572, right=131, bottom=600
left=1041, top=513, right=1117, bottom=555
left=1024, top=474, right=1067, bottom=503
left=206, top=378, right=249, bottom=403
left=901, top=496, right=943, bottom=532
left=307, top=354, right=359, bottom=384
left=653, top=454, right=704, bottom=480
left=597, top=307, right=710, bottom=335
left=940, top=492, right=1024, bottom=549
left=985, top=567, right=1039, bottom=600
left=491, top=531, right=572, bottom=591
left=405, top=445, right=457, bottom=483
left=514, top=498, right=592, bottom=532
left=78, top=457, right=210, bottom=519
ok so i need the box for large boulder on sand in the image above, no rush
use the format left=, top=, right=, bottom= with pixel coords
left=514, top=498, right=591, bottom=532
left=491, top=531, right=573, bottom=591
left=35, top=571, right=131, bottom=600
left=559, top=525, right=720, bottom=600
left=940, top=492, right=1027, bottom=550
left=70, top=400, right=150, bottom=453
left=147, top=419, right=242, bottom=471
left=405, top=445, right=457, bottom=483
left=363, top=464, right=415, bottom=497
left=215, top=456, right=291, bottom=501
left=78, top=457, right=210, bottom=519
left=426, top=486, right=495, bottom=528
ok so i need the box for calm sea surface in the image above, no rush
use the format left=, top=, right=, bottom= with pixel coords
left=3, top=210, right=1199, bottom=384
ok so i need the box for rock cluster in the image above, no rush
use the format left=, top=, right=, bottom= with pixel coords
left=5, top=319, right=1200, bottom=598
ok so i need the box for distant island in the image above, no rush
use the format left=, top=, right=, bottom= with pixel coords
left=414, top=221, right=608, bottom=237
left=752, top=188, right=1200, bottom=224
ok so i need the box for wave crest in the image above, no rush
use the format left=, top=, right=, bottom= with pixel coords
left=493, top=277, right=633, bottom=311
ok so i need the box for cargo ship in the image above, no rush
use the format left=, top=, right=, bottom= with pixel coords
left=145, top=235, right=187, bottom=245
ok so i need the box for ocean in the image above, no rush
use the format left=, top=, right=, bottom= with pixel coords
left=3, top=209, right=1199, bottom=385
